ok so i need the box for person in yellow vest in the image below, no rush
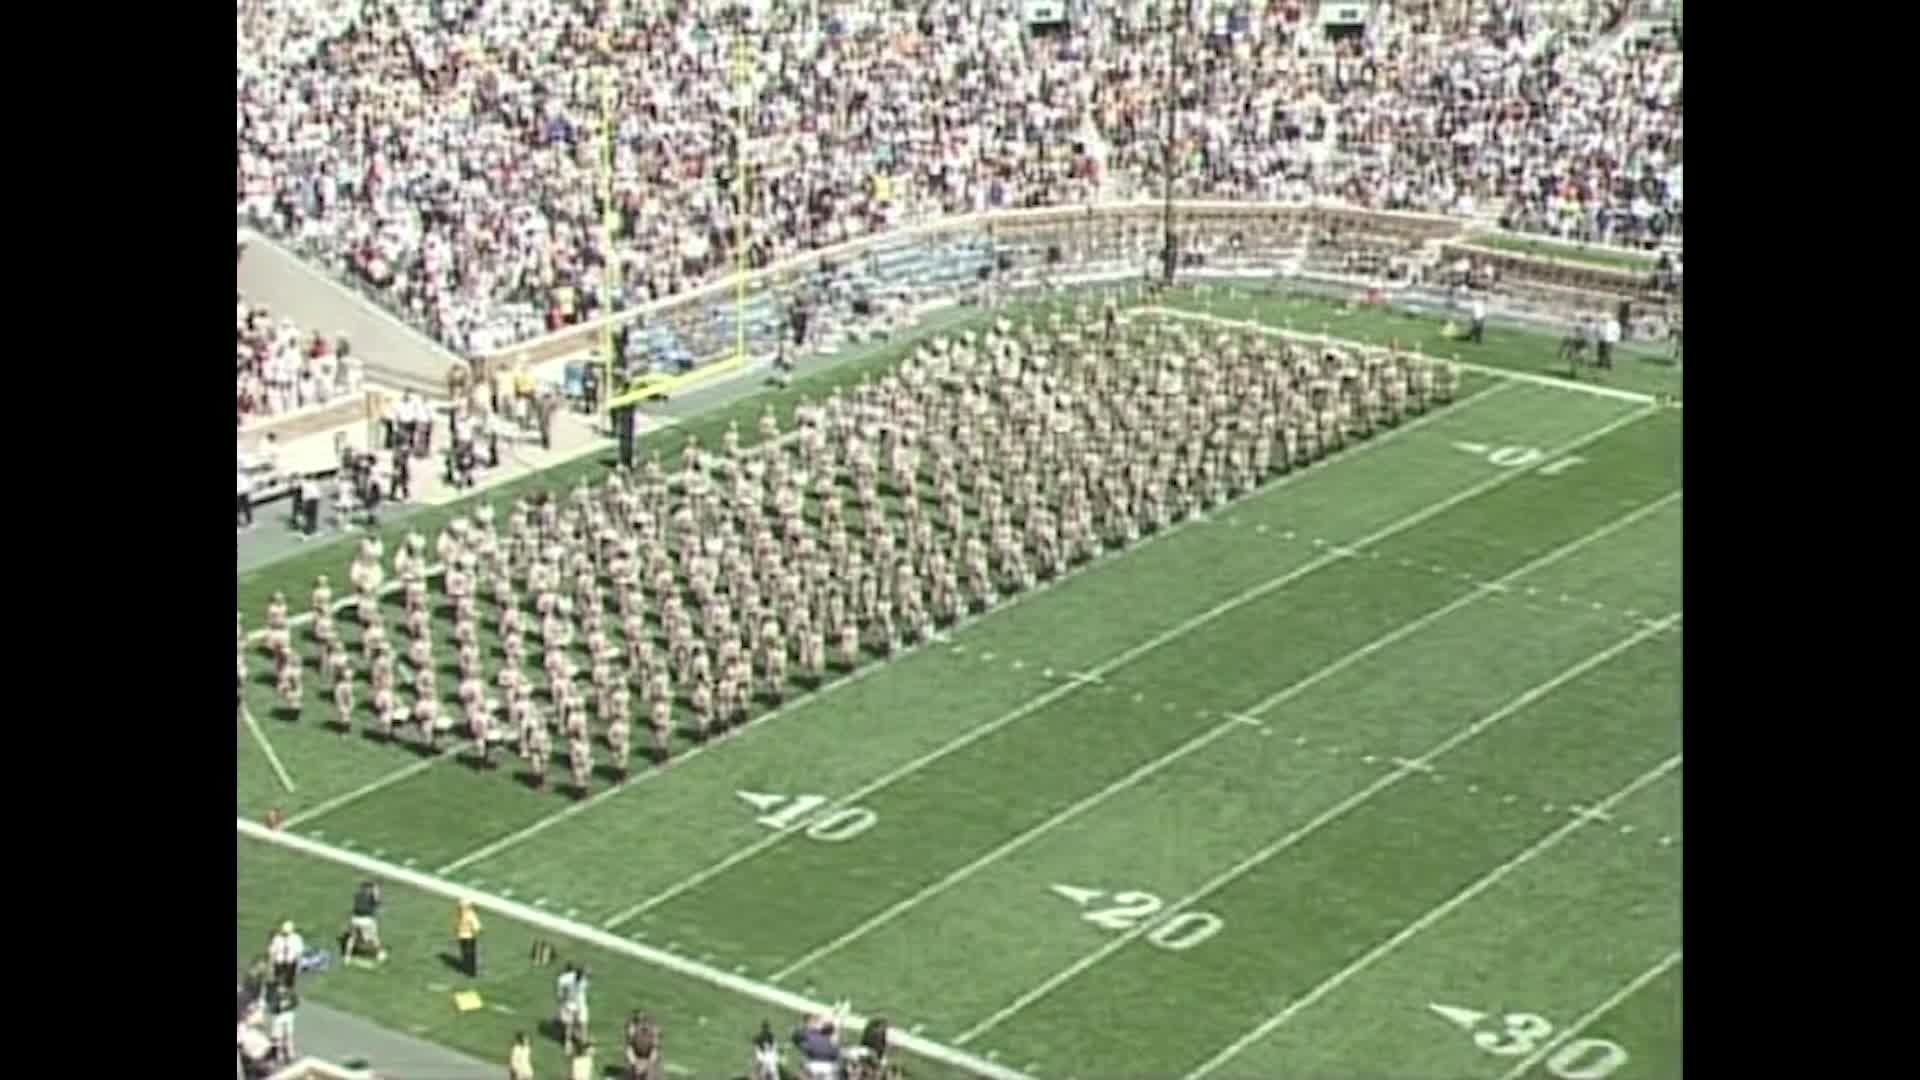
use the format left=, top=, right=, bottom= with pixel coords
left=508, top=1032, right=534, bottom=1080
left=454, top=898, right=483, bottom=976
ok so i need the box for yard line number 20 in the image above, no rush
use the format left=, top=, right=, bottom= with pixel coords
left=1053, top=886, right=1225, bottom=951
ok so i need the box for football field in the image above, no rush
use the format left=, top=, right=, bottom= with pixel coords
left=238, top=290, right=1681, bottom=1080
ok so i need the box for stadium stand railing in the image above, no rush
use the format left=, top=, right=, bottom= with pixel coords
left=458, top=200, right=1675, bottom=375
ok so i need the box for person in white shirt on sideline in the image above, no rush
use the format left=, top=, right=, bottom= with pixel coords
left=1598, top=312, right=1622, bottom=370
left=267, top=920, right=304, bottom=988
left=1469, top=298, right=1488, bottom=344
left=237, top=470, right=255, bottom=529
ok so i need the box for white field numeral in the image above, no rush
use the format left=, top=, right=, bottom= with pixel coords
left=737, top=791, right=878, bottom=843
left=1050, top=884, right=1224, bottom=952
left=1488, top=445, right=1546, bottom=468
left=1428, top=1002, right=1630, bottom=1079
left=1475, top=1013, right=1554, bottom=1056
left=1459, top=443, right=1585, bottom=476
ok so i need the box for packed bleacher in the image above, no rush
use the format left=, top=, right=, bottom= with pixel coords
left=235, top=0, right=1681, bottom=360
left=238, top=291, right=365, bottom=426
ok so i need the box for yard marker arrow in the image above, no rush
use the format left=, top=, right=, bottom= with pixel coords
left=1428, top=1002, right=1487, bottom=1031
left=1049, top=884, right=1103, bottom=906
left=735, top=791, right=785, bottom=813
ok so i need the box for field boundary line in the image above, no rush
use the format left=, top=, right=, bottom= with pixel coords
left=769, top=488, right=1682, bottom=980
left=1494, top=950, right=1682, bottom=1080
left=604, top=390, right=1650, bottom=929
left=240, top=705, right=298, bottom=794
left=235, top=818, right=1036, bottom=1080
left=1142, top=306, right=1671, bottom=406
left=957, top=612, right=1681, bottom=1045
left=431, top=382, right=1522, bottom=875
left=1182, top=755, right=1683, bottom=1079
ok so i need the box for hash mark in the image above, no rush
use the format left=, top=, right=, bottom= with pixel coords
left=371, top=848, right=385, bottom=858
left=980, top=652, right=995, bottom=662
left=402, top=857, right=417, bottom=867
left=1619, top=825, right=1636, bottom=835
left=1011, top=660, right=1025, bottom=670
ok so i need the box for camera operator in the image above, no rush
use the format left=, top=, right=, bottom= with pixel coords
left=340, top=879, right=387, bottom=964
left=791, top=1012, right=842, bottom=1080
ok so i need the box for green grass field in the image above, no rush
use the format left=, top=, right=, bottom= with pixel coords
left=238, top=288, right=1681, bottom=1080
left=1465, top=232, right=1663, bottom=272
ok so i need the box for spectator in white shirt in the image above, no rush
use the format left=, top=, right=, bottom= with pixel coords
left=1598, top=313, right=1622, bottom=370
left=267, top=920, right=304, bottom=988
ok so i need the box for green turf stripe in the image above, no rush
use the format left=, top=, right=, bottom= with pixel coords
left=1508, top=955, right=1682, bottom=1080
left=1160, top=292, right=1682, bottom=402
left=1226, top=773, right=1680, bottom=1079
left=792, top=566, right=1679, bottom=1034
left=608, top=405, right=1669, bottom=971
left=973, top=633, right=1679, bottom=1075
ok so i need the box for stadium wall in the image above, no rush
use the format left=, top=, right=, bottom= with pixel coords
left=474, top=200, right=1662, bottom=371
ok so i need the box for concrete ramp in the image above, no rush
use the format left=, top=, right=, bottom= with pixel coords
left=238, top=231, right=461, bottom=399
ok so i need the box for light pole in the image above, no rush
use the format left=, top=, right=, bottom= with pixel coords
left=1160, top=3, right=1183, bottom=286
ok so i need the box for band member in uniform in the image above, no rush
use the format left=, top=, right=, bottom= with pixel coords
left=567, top=732, right=593, bottom=796
left=626, top=1011, right=662, bottom=1080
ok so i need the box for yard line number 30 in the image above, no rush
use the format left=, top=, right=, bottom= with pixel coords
left=1467, top=1012, right=1630, bottom=1079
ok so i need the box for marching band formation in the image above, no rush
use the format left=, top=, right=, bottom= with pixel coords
left=241, top=306, right=1459, bottom=794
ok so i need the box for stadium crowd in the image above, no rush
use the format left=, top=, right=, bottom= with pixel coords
left=238, top=291, right=364, bottom=425
left=236, top=0, right=1681, bottom=357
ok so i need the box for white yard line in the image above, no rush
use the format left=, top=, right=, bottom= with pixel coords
left=1494, top=949, right=1683, bottom=1080
left=1181, top=755, right=1683, bottom=1080
left=240, top=705, right=299, bottom=794
left=1143, top=306, right=1671, bottom=406
left=957, top=614, right=1681, bottom=1046
left=603, top=400, right=1653, bottom=930
left=770, top=489, right=1680, bottom=981
left=235, top=819, right=1033, bottom=1080
left=430, top=383, right=1520, bottom=875
left=283, top=747, right=462, bottom=829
